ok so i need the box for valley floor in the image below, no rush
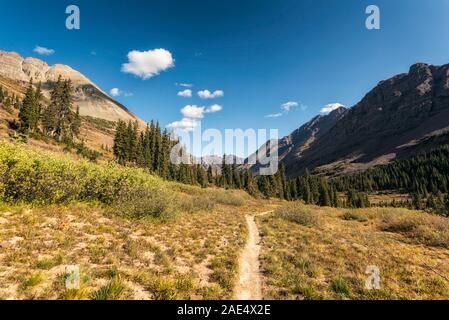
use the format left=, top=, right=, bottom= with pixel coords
left=257, top=205, right=449, bottom=300
left=1, top=199, right=448, bottom=300
left=0, top=195, right=281, bottom=300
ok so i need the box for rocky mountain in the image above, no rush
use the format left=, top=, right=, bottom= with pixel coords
left=245, top=106, right=347, bottom=174
left=249, top=62, right=449, bottom=178
left=0, top=51, right=143, bottom=124
left=201, top=154, right=244, bottom=174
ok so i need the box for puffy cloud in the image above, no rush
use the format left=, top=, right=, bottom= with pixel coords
left=110, top=88, right=120, bottom=97
left=121, top=49, right=174, bottom=80
left=320, top=103, right=346, bottom=114
left=168, top=104, right=223, bottom=132
left=166, top=118, right=198, bottom=132
left=281, top=101, right=299, bottom=112
left=33, top=46, right=55, bottom=56
left=109, top=88, right=133, bottom=97
left=177, top=89, right=192, bottom=98
left=206, top=104, right=222, bottom=113
left=198, top=89, right=224, bottom=99
left=181, top=105, right=205, bottom=119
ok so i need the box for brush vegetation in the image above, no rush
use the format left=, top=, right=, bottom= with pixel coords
left=0, top=140, right=277, bottom=300
left=258, top=203, right=449, bottom=300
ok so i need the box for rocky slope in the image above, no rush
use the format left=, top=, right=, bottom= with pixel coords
left=249, top=62, right=449, bottom=178
left=245, top=107, right=347, bottom=174
left=0, top=51, right=143, bottom=124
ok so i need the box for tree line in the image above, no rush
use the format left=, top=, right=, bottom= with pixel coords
left=2, top=78, right=101, bottom=161
left=112, top=122, right=370, bottom=208
left=332, top=145, right=449, bottom=215
left=18, top=77, right=81, bottom=141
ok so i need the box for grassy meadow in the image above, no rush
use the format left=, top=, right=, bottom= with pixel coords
left=258, top=203, right=449, bottom=300
left=0, top=141, right=278, bottom=299
left=0, top=141, right=448, bottom=300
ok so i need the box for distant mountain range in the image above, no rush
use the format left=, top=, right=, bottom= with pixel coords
left=247, top=62, right=449, bottom=178
left=2, top=50, right=449, bottom=179
left=0, top=51, right=143, bottom=124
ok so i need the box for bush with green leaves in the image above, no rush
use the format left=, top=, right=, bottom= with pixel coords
left=0, top=141, right=166, bottom=211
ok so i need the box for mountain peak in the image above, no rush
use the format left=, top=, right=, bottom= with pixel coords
left=0, top=49, right=143, bottom=124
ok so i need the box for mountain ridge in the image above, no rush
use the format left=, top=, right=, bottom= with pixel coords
left=0, top=50, right=144, bottom=124
left=247, top=62, right=449, bottom=178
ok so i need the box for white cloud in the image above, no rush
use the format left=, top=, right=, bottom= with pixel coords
left=109, top=88, right=133, bottom=97
left=206, top=104, right=222, bottom=113
left=198, top=89, right=224, bottom=99
left=110, top=88, right=120, bottom=97
left=181, top=105, right=205, bottom=119
left=33, top=46, right=55, bottom=56
left=121, top=49, right=174, bottom=80
left=265, top=101, right=304, bottom=118
left=320, top=103, right=346, bottom=114
left=176, top=83, right=193, bottom=88
left=265, top=112, right=283, bottom=118
left=178, top=89, right=192, bottom=98
left=168, top=104, right=223, bottom=132
left=166, top=118, right=198, bottom=132
left=281, top=101, right=299, bottom=112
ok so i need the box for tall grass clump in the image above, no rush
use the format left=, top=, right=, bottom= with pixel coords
left=379, top=209, right=449, bottom=248
left=275, top=203, right=322, bottom=227
left=209, top=190, right=246, bottom=207
left=0, top=142, right=172, bottom=219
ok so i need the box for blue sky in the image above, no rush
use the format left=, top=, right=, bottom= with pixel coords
left=1, top=0, right=449, bottom=157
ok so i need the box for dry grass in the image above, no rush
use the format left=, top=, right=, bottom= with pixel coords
left=258, top=203, right=449, bottom=300
left=0, top=188, right=275, bottom=300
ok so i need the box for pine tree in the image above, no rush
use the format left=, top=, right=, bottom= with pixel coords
left=113, top=120, right=127, bottom=164
left=244, top=170, right=258, bottom=196
left=207, top=166, right=214, bottom=184
left=318, top=178, right=331, bottom=207
left=412, top=192, right=423, bottom=210
left=303, top=179, right=312, bottom=204
left=19, top=79, right=37, bottom=132
left=42, top=77, right=77, bottom=141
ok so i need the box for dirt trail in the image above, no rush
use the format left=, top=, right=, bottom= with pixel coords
left=235, top=211, right=272, bottom=300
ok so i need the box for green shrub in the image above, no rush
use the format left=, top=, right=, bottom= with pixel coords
left=0, top=141, right=165, bottom=207
left=331, top=277, right=351, bottom=296
left=91, top=276, right=128, bottom=300
left=35, top=255, right=64, bottom=270
left=149, top=274, right=195, bottom=300
left=20, top=272, right=44, bottom=290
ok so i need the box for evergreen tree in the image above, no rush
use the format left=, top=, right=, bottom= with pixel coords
left=318, top=178, right=331, bottom=207
left=19, top=79, right=39, bottom=132
left=113, top=120, right=127, bottom=164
